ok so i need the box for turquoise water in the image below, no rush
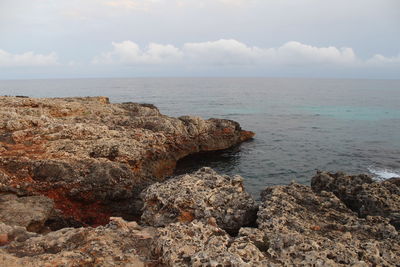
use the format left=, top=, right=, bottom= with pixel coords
left=301, top=106, right=400, bottom=121
left=1, top=78, right=399, bottom=198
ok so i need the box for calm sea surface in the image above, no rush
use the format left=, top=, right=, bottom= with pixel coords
left=1, top=78, right=399, bottom=198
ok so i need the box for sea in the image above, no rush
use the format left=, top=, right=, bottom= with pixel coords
left=1, top=78, right=399, bottom=199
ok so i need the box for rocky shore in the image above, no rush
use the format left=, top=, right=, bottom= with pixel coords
left=0, top=96, right=254, bottom=227
left=1, top=96, right=399, bottom=266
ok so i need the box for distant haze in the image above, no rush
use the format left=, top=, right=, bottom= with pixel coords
left=0, top=0, right=399, bottom=79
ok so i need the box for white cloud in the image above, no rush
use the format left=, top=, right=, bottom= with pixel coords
left=183, top=39, right=264, bottom=65
left=92, top=41, right=183, bottom=64
left=274, top=42, right=357, bottom=65
left=367, top=54, right=400, bottom=65
left=94, top=39, right=360, bottom=67
left=0, top=49, right=58, bottom=67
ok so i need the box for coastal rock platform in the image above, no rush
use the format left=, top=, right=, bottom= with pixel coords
left=0, top=96, right=254, bottom=226
left=1, top=96, right=399, bottom=266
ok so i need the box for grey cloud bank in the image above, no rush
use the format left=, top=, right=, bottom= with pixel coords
left=0, top=0, right=399, bottom=79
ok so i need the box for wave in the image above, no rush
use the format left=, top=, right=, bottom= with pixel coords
left=368, top=167, right=400, bottom=180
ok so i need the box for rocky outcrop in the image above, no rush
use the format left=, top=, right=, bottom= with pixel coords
left=143, top=169, right=400, bottom=266
left=0, top=194, right=54, bottom=233
left=154, top=220, right=267, bottom=266
left=141, top=167, right=257, bottom=234
left=0, top=223, right=38, bottom=245
left=312, top=171, right=400, bottom=229
left=1, top=167, right=400, bottom=266
left=2, top=95, right=400, bottom=266
left=255, top=183, right=400, bottom=266
left=0, top=96, right=254, bottom=226
left=0, top=217, right=158, bottom=267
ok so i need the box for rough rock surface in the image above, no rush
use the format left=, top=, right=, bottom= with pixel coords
left=154, top=220, right=267, bottom=267
left=2, top=95, right=399, bottom=266
left=141, top=167, right=257, bottom=234
left=1, top=167, right=400, bottom=266
left=311, top=171, right=400, bottom=229
left=0, top=223, right=38, bottom=245
left=256, top=183, right=400, bottom=266
left=0, top=194, right=54, bottom=233
left=0, top=96, right=254, bottom=225
left=0, top=217, right=158, bottom=267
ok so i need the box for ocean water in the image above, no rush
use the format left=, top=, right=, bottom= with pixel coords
left=1, top=78, right=399, bottom=198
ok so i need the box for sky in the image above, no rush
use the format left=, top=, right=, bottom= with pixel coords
left=0, top=0, right=399, bottom=79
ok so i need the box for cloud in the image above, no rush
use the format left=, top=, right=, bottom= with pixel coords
left=183, top=39, right=264, bottom=65
left=0, top=49, right=58, bottom=67
left=274, top=42, right=357, bottom=65
left=92, top=41, right=183, bottom=64
left=367, top=54, right=400, bottom=65
left=94, top=39, right=360, bottom=67
left=104, top=0, right=160, bottom=10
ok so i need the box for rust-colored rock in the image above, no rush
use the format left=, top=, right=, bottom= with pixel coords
left=0, top=96, right=254, bottom=226
left=0, top=234, right=8, bottom=246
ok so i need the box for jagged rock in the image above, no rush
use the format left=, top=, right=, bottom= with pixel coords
left=256, top=183, right=400, bottom=266
left=141, top=167, right=257, bottom=234
left=154, top=220, right=267, bottom=266
left=311, top=171, right=400, bottom=229
left=0, top=96, right=254, bottom=226
left=0, top=194, right=54, bottom=232
left=0, top=223, right=37, bottom=245
left=0, top=217, right=158, bottom=267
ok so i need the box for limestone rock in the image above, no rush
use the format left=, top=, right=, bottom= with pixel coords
left=0, top=217, right=157, bottom=267
left=0, top=194, right=54, bottom=232
left=256, top=183, right=400, bottom=266
left=154, top=220, right=267, bottom=267
left=0, top=96, right=254, bottom=226
left=311, top=171, right=400, bottom=229
left=141, top=167, right=257, bottom=234
left=0, top=223, right=37, bottom=245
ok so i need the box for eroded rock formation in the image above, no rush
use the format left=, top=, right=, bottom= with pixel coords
left=1, top=96, right=399, bottom=266
left=256, top=183, right=399, bottom=266
left=0, top=96, right=254, bottom=226
left=154, top=220, right=268, bottom=266
left=0, top=217, right=158, bottom=267
left=1, top=167, right=400, bottom=266
left=312, top=171, right=400, bottom=230
left=141, top=167, right=257, bottom=234
left=0, top=194, right=54, bottom=233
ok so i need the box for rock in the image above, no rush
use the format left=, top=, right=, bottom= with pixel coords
left=0, top=96, right=254, bottom=226
left=0, top=223, right=37, bottom=244
left=256, top=183, right=400, bottom=266
left=311, top=171, right=400, bottom=229
left=0, top=234, right=8, bottom=246
left=154, top=220, right=267, bottom=266
left=0, top=217, right=157, bottom=266
left=2, top=165, right=400, bottom=266
left=0, top=194, right=54, bottom=232
left=141, top=167, right=257, bottom=234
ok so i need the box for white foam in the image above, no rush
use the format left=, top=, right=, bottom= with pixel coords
left=368, top=167, right=400, bottom=180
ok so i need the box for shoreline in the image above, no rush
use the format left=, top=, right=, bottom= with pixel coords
left=0, top=96, right=399, bottom=266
